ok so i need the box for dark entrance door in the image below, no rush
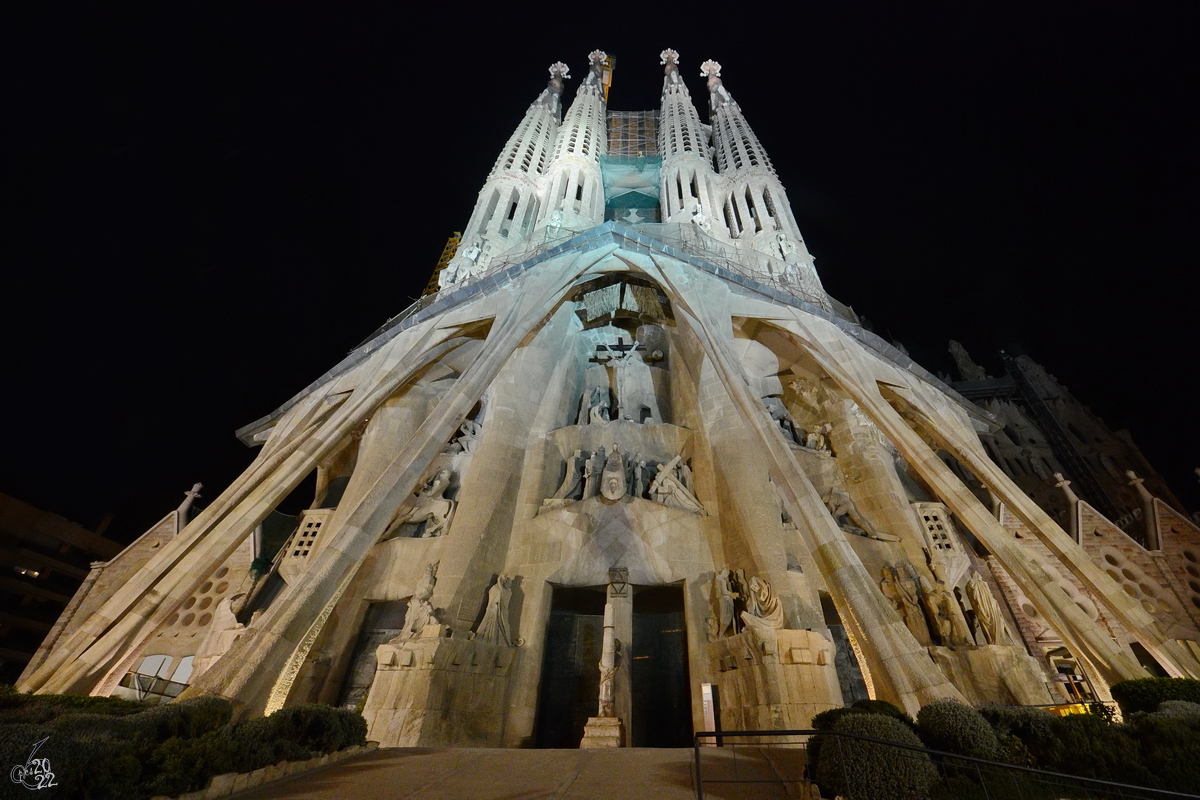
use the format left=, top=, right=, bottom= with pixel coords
left=535, top=587, right=606, bottom=748
left=631, top=585, right=692, bottom=747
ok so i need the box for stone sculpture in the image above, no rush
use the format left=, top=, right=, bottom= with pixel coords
left=596, top=601, right=620, bottom=717
left=893, top=567, right=931, bottom=644
left=918, top=575, right=951, bottom=645
left=649, top=456, right=706, bottom=514
left=966, top=572, right=1014, bottom=646
left=740, top=575, right=785, bottom=631
left=581, top=600, right=624, bottom=748
left=948, top=340, right=989, bottom=381
left=763, top=396, right=801, bottom=444
left=587, top=387, right=610, bottom=424
left=399, top=561, right=439, bottom=640
left=611, top=343, right=660, bottom=424
left=439, top=240, right=484, bottom=289
left=390, top=469, right=456, bottom=538
left=690, top=201, right=712, bottom=234
left=825, top=489, right=897, bottom=541
left=449, top=419, right=482, bottom=453
left=475, top=574, right=514, bottom=647
left=583, top=447, right=606, bottom=499
left=928, top=561, right=975, bottom=646
left=776, top=232, right=797, bottom=261
left=804, top=424, right=831, bottom=452
left=1025, top=448, right=1050, bottom=481
left=676, top=459, right=694, bottom=493
left=919, top=574, right=973, bottom=647
left=880, top=567, right=905, bottom=616
left=714, top=568, right=739, bottom=638
left=601, top=444, right=627, bottom=500
left=942, top=589, right=975, bottom=647
left=633, top=459, right=648, bottom=498
left=551, top=450, right=585, bottom=501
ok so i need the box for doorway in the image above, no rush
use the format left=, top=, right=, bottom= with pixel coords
left=631, top=584, right=692, bottom=747
left=535, top=587, right=607, bottom=748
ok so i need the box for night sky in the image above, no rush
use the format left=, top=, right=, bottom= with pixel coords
left=4, top=4, right=1198, bottom=545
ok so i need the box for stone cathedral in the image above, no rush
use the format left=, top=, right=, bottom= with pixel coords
left=21, top=50, right=1200, bottom=749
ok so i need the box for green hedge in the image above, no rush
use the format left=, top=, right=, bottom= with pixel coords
left=978, top=700, right=1200, bottom=794
left=0, top=690, right=366, bottom=800
left=814, top=712, right=937, bottom=800
left=850, top=698, right=916, bottom=730
left=917, top=699, right=999, bottom=760
left=1110, top=677, right=1200, bottom=716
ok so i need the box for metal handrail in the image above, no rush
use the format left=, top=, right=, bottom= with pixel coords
left=692, top=728, right=1200, bottom=800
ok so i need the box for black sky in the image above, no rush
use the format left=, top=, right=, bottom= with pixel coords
left=3, top=3, right=1198, bottom=544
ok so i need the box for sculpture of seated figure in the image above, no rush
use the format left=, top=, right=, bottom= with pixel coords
left=586, top=387, right=611, bottom=424
left=649, top=456, right=706, bottom=515
left=740, top=575, right=785, bottom=631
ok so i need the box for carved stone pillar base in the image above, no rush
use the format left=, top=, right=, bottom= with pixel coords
left=363, top=634, right=517, bottom=747
left=580, top=716, right=623, bottom=748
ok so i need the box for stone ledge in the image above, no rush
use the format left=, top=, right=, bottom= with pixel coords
left=151, top=741, right=379, bottom=800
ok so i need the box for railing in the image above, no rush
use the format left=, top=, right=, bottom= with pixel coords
left=692, top=729, right=1200, bottom=800
left=437, top=220, right=832, bottom=310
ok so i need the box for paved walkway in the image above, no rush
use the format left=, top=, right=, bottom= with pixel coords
left=232, top=746, right=812, bottom=799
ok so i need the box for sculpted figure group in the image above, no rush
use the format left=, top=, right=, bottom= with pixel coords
left=545, top=447, right=704, bottom=514
left=761, top=396, right=831, bottom=453
left=879, top=563, right=1015, bottom=649
left=712, top=568, right=785, bottom=639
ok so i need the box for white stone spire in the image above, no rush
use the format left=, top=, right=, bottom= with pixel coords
left=703, top=60, right=774, bottom=175
left=699, top=60, right=827, bottom=306
left=440, top=64, right=569, bottom=289
left=537, top=50, right=609, bottom=231
left=657, top=49, right=724, bottom=223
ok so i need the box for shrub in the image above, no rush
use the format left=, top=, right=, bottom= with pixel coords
left=917, top=699, right=999, bottom=760
left=127, top=695, right=232, bottom=744
left=810, top=706, right=861, bottom=730
left=1020, top=713, right=1155, bottom=788
left=978, top=704, right=1061, bottom=767
left=1128, top=712, right=1200, bottom=793
left=1154, top=700, right=1200, bottom=718
left=0, top=721, right=142, bottom=800
left=1110, top=677, right=1200, bottom=716
left=0, top=687, right=147, bottom=726
left=851, top=698, right=916, bottom=730
left=0, top=695, right=365, bottom=800
left=814, top=711, right=937, bottom=800
left=265, top=703, right=367, bottom=753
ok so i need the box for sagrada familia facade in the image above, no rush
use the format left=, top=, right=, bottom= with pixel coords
left=20, top=50, right=1200, bottom=748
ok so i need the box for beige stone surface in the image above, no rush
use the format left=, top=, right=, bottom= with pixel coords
left=233, top=747, right=807, bottom=800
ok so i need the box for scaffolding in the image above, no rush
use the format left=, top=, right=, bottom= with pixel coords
left=422, top=231, right=462, bottom=297
left=606, top=110, right=660, bottom=159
